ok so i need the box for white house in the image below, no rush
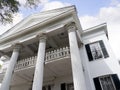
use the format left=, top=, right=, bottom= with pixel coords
left=0, top=5, right=120, bottom=90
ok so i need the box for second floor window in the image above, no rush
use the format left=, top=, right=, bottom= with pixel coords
left=85, top=40, right=109, bottom=61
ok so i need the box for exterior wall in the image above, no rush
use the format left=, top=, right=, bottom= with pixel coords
left=81, top=29, right=120, bottom=90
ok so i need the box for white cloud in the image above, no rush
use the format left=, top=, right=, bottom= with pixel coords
left=17, top=0, right=45, bottom=5
left=110, top=0, right=120, bottom=6
left=0, top=13, right=23, bottom=35
left=16, top=0, right=26, bottom=5
left=41, top=1, right=70, bottom=11
left=80, top=2, right=120, bottom=59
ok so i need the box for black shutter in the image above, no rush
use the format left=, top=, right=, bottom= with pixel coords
left=61, top=83, right=66, bottom=90
left=85, top=44, right=93, bottom=61
left=112, top=74, right=120, bottom=90
left=93, top=78, right=102, bottom=90
left=99, top=40, right=109, bottom=58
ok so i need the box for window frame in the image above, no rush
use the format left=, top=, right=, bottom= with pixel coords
left=89, top=41, right=104, bottom=60
left=93, top=74, right=120, bottom=90
left=85, top=40, right=109, bottom=61
left=99, top=75, right=116, bottom=90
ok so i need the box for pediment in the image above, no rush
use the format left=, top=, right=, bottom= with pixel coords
left=0, top=6, right=75, bottom=39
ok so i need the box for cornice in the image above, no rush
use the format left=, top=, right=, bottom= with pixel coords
left=81, top=23, right=108, bottom=38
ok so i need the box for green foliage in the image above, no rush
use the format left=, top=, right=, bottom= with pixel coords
left=0, top=0, right=40, bottom=24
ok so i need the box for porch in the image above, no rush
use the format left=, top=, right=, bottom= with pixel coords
left=0, top=46, right=74, bottom=90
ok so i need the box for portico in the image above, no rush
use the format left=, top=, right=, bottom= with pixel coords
left=0, top=5, right=120, bottom=90
left=0, top=6, right=87, bottom=90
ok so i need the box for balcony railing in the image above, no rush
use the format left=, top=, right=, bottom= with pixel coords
left=13, top=46, right=70, bottom=71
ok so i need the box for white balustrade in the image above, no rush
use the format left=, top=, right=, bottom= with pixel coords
left=45, top=46, right=70, bottom=61
left=1, top=46, right=70, bottom=72
left=15, top=56, right=37, bottom=71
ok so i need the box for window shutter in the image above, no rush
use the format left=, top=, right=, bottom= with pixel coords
left=85, top=44, right=93, bottom=61
left=112, top=74, right=120, bottom=90
left=93, top=78, right=102, bottom=90
left=99, top=40, right=109, bottom=58
left=61, top=83, right=66, bottom=90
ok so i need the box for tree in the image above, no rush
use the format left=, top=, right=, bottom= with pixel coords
left=0, top=0, right=40, bottom=24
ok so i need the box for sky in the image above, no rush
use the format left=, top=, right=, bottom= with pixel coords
left=0, top=0, right=120, bottom=59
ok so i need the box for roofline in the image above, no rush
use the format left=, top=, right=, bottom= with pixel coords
left=82, top=23, right=108, bottom=38
left=0, top=5, right=76, bottom=37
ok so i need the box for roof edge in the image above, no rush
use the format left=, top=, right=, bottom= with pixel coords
left=0, top=5, right=76, bottom=38
left=82, top=23, right=108, bottom=38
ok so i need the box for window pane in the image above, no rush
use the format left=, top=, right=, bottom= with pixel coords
left=99, top=40, right=109, bottom=58
left=99, top=75, right=116, bottom=90
left=90, top=42, right=103, bottom=60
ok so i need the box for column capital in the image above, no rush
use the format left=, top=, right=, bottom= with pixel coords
left=65, top=22, right=77, bottom=32
left=12, top=43, right=22, bottom=52
left=36, top=32, right=47, bottom=42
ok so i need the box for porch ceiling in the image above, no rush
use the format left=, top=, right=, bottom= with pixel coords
left=10, top=58, right=72, bottom=86
left=4, top=27, right=69, bottom=60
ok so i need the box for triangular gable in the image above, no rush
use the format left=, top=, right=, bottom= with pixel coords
left=0, top=6, right=75, bottom=39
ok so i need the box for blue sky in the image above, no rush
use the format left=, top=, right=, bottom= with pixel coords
left=19, top=0, right=112, bottom=17
left=0, top=0, right=120, bottom=59
left=53, top=0, right=111, bottom=15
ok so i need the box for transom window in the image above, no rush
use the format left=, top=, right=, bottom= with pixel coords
left=85, top=40, right=109, bottom=61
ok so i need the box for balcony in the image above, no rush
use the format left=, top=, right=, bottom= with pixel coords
left=0, top=46, right=70, bottom=74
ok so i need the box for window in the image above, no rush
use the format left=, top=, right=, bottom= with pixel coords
left=90, top=42, right=103, bottom=59
left=93, top=74, right=120, bottom=90
left=85, top=40, right=109, bottom=61
left=42, top=85, right=52, bottom=90
left=61, top=83, right=74, bottom=90
left=67, top=83, right=74, bottom=90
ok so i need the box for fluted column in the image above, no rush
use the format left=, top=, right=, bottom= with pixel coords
left=66, top=22, right=86, bottom=90
left=0, top=44, right=21, bottom=90
left=32, top=33, right=46, bottom=90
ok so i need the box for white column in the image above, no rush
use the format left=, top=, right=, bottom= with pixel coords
left=32, top=33, right=46, bottom=90
left=0, top=44, right=21, bottom=90
left=66, top=22, right=86, bottom=90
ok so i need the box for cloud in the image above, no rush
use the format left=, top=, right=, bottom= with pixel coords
left=0, top=13, right=23, bottom=35
left=41, top=1, right=70, bottom=11
left=80, top=2, right=120, bottom=59
left=110, top=0, right=120, bottom=6
left=16, top=0, right=26, bottom=5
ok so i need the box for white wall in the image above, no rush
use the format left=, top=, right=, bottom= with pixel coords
left=81, top=30, right=120, bottom=90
